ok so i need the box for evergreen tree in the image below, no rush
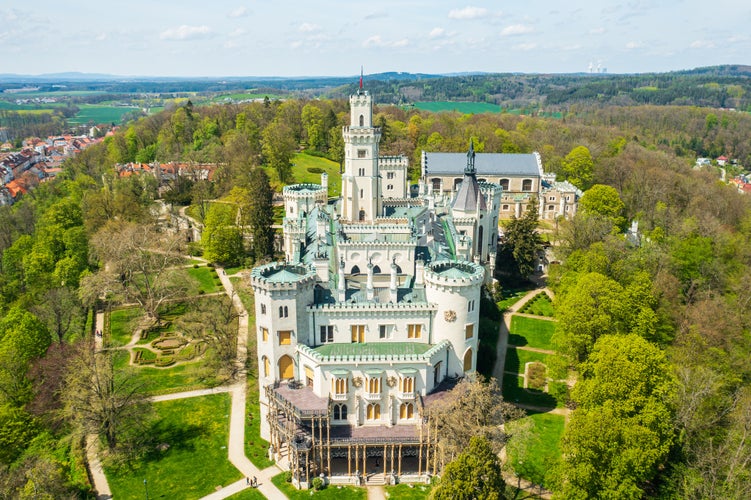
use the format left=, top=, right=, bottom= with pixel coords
left=247, top=168, right=274, bottom=261
left=431, top=436, right=507, bottom=500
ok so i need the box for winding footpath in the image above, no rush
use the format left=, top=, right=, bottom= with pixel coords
left=87, top=267, right=286, bottom=499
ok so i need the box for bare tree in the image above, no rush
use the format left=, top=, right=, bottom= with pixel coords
left=61, top=342, right=149, bottom=451
left=88, top=222, right=188, bottom=323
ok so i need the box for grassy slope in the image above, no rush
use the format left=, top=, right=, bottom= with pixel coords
left=105, top=393, right=242, bottom=499
left=508, top=316, right=556, bottom=350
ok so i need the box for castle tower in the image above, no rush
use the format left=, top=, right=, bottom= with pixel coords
left=250, top=263, right=317, bottom=440
left=424, top=261, right=484, bottom=378
left=341, top=78, right=382, bottom=223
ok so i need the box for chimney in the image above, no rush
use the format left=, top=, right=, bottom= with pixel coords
left=389, top=258, right=398, bottom=303
left=366, top=258, right=374, bottom=301
left=337, top=257, right=346, bottom=302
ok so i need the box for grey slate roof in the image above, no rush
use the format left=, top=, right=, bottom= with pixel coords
left=424, top=152, right=540, bottom=176
left=452, top=173, right=486, bottom=213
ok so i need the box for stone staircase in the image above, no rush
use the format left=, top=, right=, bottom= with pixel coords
left=365, top=474, right=387, bottom=486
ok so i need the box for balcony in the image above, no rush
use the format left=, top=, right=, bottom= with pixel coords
left=363, top=391, right=381, bottom=401
left=331, top=392, right=348, bottom=401
left=398, top=391, right=415, bottom=400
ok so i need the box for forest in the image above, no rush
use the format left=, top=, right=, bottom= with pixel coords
left=1, top=84, right=751, bottom=497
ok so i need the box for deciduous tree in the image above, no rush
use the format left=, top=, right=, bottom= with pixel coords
left=430, top=436, right=507, bottom=500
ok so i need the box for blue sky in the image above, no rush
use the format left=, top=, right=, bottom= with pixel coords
left=2, top=1, right=749, bottom=77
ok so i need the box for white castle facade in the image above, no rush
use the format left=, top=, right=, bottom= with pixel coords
left=249, top=86, right=510, bottom=487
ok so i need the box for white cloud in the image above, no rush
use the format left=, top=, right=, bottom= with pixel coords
left=228, top=7, right=248, bottom=18
left=228, top=28, right=245, bottom=38
left=690, top=39, right=716, bottom=49
left=589, top=27, right=606, bottom=35
left=429, top=27, right=445, bottom=39
left=223, top=40, right=238, bottom=49
left=95, top=32, right=107, bottom=41
left=299, top=23, right=321, bottom=33
left=513, top=43, right=537, bottom=51
left=160, top=25, right=212, bottom=41
left=448, top=6, right=487, bottom=20
left=501, top=24, right=533, bottom=36
left=362, top=35, right=409, bottom=48
left=625, top=41, right=644, bottom=49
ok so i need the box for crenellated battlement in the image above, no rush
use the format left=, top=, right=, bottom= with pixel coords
left=424, top=260, right=484, bottom=288
left=250, top=262, right=317, bottom=290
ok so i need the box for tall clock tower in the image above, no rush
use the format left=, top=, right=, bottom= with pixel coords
left=341, top=81, right=382, bottom=223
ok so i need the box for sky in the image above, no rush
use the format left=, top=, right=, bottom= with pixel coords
left=2, top=1, right=750, bottom=77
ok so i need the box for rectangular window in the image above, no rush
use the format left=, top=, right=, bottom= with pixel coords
left=549, top=196, right=556, bottom=201
left=465, top=324, right=474, bottom=339
left=379, top=325, right=391, bottom=339
left=407, top=324, right=422, bottom=339
left=304, top=366, right=314, bottom=387
left=279, top=330, right=292, bottom=345
left=387, top=172, right=394, bottom=179
left=320, top=325, right=334, bottom=343
left=260, top=304, right=266, bottom=315
left=351, top=325, right=365, bottom=343
left=502, top=204, right=509, bottom=211
left=261, top=327, right=268, bottom=342
left=358, top=149, right=366, bottom=158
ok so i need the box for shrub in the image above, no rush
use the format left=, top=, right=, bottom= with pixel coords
left=312, top=477, right=325, bottom=491
left=187, top=241, right=203, bottom=256
left=283, top=471, right=292, bottom=483
left=307, top=166, right=325, bottom=174
left=155, top=356, right=175, bottom=367
left=193, top=263, right=199, bottom=269
left=198, top=290, right=205, bottom=295
left=548, top=381, right=569, bottom=404
left=527, top=362, right=547, bottom=390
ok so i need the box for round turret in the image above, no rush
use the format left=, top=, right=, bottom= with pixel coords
left=282, top=183, right=326, bottom=219
left=424, top=260, right=484, bottom=377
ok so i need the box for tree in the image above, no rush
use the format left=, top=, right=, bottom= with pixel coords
left=430, top=436, right=507, bottom=500
left=261, top=118, right=296, bottom=183
left=0, top=307, right=52, bottom=406
left=561, top=145, right=594, bottom=190
left=247, top=168, right=274, bottom=260
left=202, top=204, right=245, bottom=266
left=426, top=376, right=524, bottom=464
left=88, top=222, right=188, bottom=322
left=61, top=342, right=149, bottom=451
left=497, top=202, right=542, bottom=281
left=556, top=334, right=676, bottom=499
left=579, top=184, right=626, bottom=231
left=32, top=287, right=83, bottom=344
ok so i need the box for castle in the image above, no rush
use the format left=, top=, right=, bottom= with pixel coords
left=249, top=83, right=562, bottom=487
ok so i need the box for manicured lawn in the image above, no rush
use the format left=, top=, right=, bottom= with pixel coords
left=477, top=317, right=499, bottom=378
left=508, top=316, right=556, bottom=350
left=108, top=307, right=143, bottom=347
left=225, top=487, right=267, bottom=499
left=112, top=349, right=220, bottom=396
left=502, top=373, right=558, bottom=409
left=518, top=292, right=555, bottom=317
left=186, top=265, right=221, bottom=294
left=506, top=412, right=565, bottom=487
left=223, top=265, right=246, bottom=276
left=105, top=393, right=242, bottom=499
left=504, top=347, right=553, bottom=375
left=384, top=483, right=433, bottom=499
left=497, top=287, right=534, bottom=312
left=271, top=473, right=366, bottom=499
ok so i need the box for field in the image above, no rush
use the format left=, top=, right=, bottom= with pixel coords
left=264, top=152, right=342, bottom=196
left=508, top=316, right=556, bottom=350
left=105, top=393, right=242, bottom=499
left=212, top=92, right=282, bottom=102
left=506, top=412, right=566, bottom=487
left=413, top=101, right=502, bottom=114
left=69, top=104, right=139, bottom=124
left=518, top=292, right=555, bottom=317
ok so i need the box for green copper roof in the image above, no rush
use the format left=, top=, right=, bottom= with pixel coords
left=312, top=342, right=433, bottom=358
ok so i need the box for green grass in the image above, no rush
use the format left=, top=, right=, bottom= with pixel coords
left=412, top=101, right=502, bottom=114
left=223, top=265, right=246, bottom=276
left=186, top=265, right=221, bottom=294
left=384, top=483, right=433, bottom=499
left=225, top=487, right=267, bottom=499
left=112, top=349, right=220, bottom=396
left=477, top=317, right=499, bottom=378
left=518, top=292, right=555, bottom=317
left=497, top=287, right=535, bottom=312
left=508, top=316, right=556, bottom=350
left=502, top=373, right=558, bottom=409
left=265, top=152, right=341, bottom=196
left=212, top=92, right=282, bottom=102
left=108, top=307, right=143, bottom=347
left=271, top=473, right=366, bottom=499
left=105, top=393, right=242, bottom=499
left=504, top=347, right=553, bottom=375
left=69, top=104, right=139, bottom=124
left=507, top=413, right=565, bottom=487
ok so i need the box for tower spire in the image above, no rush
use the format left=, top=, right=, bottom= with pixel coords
left=359, top=66, right=363, bottom=91
left=465, top=139, right=476, bottom=174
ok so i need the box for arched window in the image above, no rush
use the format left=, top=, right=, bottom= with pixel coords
left=284, top=306, right=288, bottom=317
left=372, top=265, right=382, bottom=274
left=359, top=114, right=364, bottom=126
left=366, top=403, right=380, bottom=420
left=334, top=403, right=348, bottom=420
left=463, top=349, right=473, bottom=372
left=262, top=356, right=270, bottom=377
left=351, top=265, right=361, bottom=275
left=453, top=178, right=462, bottom=190
left=431, top=178, right=441, bottom=191
left=522, top=179, right=533, bottom=191
left=332, top=377, right=348, bottom=396
left=278, top=355, right=294, bottom=379
left=359, top=209, right=365, bottom=221
left=400, top=376, right=414, bottom=393
left=260, top=304, right=266, bottom=315
left=368, top=376, right=381, bottom=394
left=400, top=402, right=414, bottom=419
left=477, top=226, right=484, bottom=254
